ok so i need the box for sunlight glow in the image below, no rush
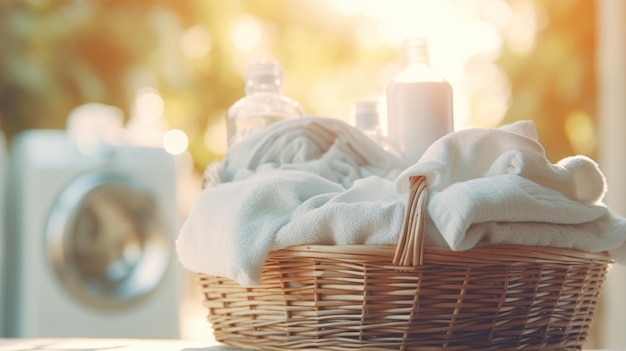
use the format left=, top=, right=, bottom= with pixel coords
left=329, top=0, right=455, bottom=47
left=232, top=15, right=262, bottom=52
left=504, top=0, right=548, bottom=55
left=327, top=0, right=519, bottom=129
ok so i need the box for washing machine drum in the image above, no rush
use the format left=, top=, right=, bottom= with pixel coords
left=46, top=171, right=171, bottom=310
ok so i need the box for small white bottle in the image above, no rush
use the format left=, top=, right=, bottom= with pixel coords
left=226, top=59, right=305, bottom=147
left=352, top=99, right=401, bottom=157
left=386, top=37, right=453, bottom=164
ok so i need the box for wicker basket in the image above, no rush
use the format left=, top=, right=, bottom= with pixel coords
left=197, top=176, right=612, bottom=351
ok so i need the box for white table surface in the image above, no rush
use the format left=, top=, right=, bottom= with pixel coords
left=0, top=339, right=623, bottom=351
left=0, top=339, right=240, bottom=351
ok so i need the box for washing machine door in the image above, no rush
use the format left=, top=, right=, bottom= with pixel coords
left=46, top=171, right=171, bottom=310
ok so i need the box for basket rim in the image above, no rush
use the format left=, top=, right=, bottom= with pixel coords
left=272, top=243, right=612, bottom=265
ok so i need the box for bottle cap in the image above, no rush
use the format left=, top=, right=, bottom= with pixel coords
left=246, top=59, right=283, bottom=87
left=353, top=99, right=380, bottom=130
left=403, top=36, right=430, bottom=65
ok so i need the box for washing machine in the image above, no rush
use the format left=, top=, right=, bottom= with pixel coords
left=4, top=129, right=181, bottom=338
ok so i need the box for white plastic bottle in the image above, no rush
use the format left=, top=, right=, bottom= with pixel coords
left=226, top=59, right=305, bottom=146
left=386, top=37, right=453, bottom=164
left=352, top=99, right=401, bottom=157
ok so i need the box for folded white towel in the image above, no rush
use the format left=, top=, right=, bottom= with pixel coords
left=395, top=120, right=626, bottom=257
left=396, top=120, right=606, bottom=205
left=428, top=174, right=611, bottom=249
left=465, top=213, right=626, bottom=252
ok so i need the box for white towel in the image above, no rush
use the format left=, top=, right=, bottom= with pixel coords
left=177, top=117, right=626, bottom=287
left=219, top=116, right=407, bottom=187
left=464, top=214, right=626, bottom=253
left=395, top=120, right=626, bottom=257
left=177, top=117, right=408, bottom=286
left=396, top=120, right=606, bottom=204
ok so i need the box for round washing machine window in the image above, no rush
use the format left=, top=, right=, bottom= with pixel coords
left=46, top=171, right=171, bottom=310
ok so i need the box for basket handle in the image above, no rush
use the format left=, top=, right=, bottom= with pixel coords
left=393, top=176, right=429, bottom=267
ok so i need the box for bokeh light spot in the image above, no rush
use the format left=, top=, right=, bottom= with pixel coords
left=163, top=129, right=189, bottom=155
left=181, top=24, right=212, bottom=59
left=565, top=110, right=596, bottom=155
left=135, top=87, right=164, bottom=120
left=232, top=15, right=261, bottom=52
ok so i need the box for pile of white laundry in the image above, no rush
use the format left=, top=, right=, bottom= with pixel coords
left=177, top=116, right=626, bottom=286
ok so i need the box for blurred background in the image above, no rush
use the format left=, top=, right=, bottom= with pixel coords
left=0, top=0, right=599, bottom=164
left=1, top=0, right=625, bottom=349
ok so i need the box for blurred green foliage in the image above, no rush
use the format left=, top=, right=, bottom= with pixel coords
left=0, top=0, right=395, bottom=170
left=0, top=0, right=596, bottom=170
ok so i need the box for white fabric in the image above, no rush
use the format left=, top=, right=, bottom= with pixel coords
left=177, top=117, right=408, bottom=286
left=395, top=120, right=626, bottom=259
left=177, top=117, right=626, bottom=286
left=219, top=116, right=407, bottom=187
left=396, top=120, right=606, bottom=203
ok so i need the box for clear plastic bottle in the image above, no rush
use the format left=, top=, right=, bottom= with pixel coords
left=226, top=59, right=305, bottom=146
left=352, top=99, right=401, bottom=157
left=386, top=37, right=454, bottom=164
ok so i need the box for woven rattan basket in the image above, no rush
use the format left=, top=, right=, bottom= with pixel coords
left=197, top=176, right=612, bottom=351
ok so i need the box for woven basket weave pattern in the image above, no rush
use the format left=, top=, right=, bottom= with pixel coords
left=198, top=176, right=612, bottom=351
left=200, top=245, right=610, bottom=351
